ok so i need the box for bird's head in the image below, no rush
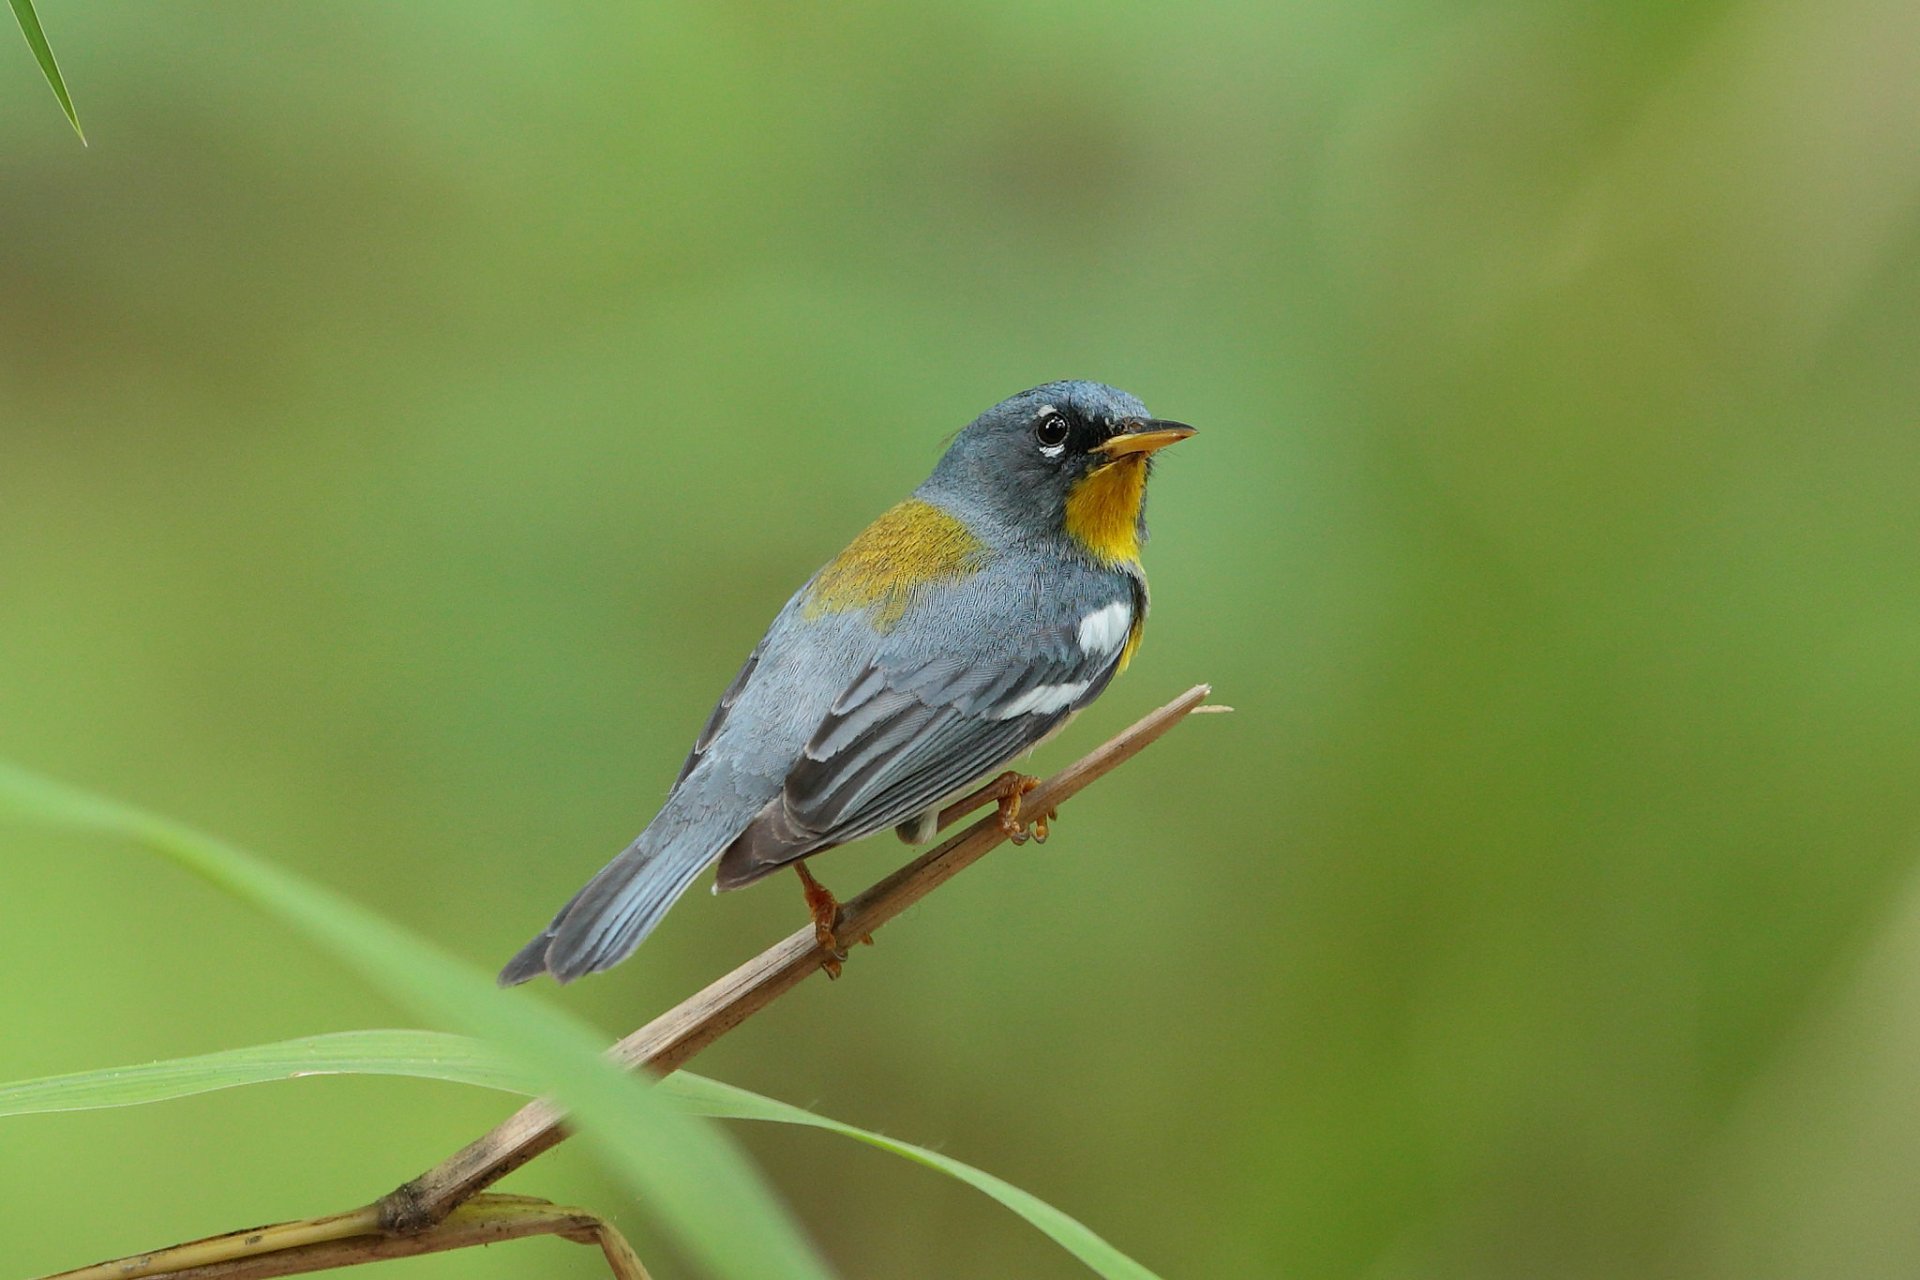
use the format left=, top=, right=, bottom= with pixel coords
left=920, top=380, right=1195, bottom=566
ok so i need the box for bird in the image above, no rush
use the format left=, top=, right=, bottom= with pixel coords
left=500, top=380, right=1194, bottom=985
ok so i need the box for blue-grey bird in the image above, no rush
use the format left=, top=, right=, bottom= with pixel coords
left=500, top=381, right=1194, bottom=984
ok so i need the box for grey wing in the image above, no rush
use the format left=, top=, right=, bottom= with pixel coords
left=673, top=636, right=765, bottom=789
left=711, top=617, right=1121, bottom=889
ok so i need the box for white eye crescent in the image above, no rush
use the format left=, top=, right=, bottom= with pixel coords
left=1034, top=407, right=1069, bottom=456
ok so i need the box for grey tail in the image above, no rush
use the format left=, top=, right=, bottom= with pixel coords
left=497, top=835, right=717, bottom=986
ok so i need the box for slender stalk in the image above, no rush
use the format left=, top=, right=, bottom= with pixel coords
left=380, top=682, right=1214, bottom=1233
left=42, top=683, right=1217, bottom=1280
left=51, top=1197, right=648, bottom=1280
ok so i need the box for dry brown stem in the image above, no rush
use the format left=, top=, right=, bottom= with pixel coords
left=42, top=683, right=1216, bottom=1280
left=50, top=1197, right=649, bottom=1280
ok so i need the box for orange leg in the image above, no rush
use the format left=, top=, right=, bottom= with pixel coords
left=794, top=862, right=871, bottom=980
left=933, top=770, right=1055, bottom=845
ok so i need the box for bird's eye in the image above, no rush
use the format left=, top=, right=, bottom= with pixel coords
left=1034, top=413, right=1069, bottom=450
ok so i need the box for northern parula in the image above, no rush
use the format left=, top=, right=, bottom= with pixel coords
left=500, top=381, right=1194, bottom=984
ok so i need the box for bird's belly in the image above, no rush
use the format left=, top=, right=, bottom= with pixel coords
left=1022, top=709, right=1081, bottom=757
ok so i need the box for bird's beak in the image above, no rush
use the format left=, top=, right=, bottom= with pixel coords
left=1094, top=419, right=1197, bottom=458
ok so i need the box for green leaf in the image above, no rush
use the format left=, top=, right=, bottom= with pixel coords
left=0, top=763, right=831, bottom=1280
left=662, top=1074, right=1165, bottom=1280
left=0, top=1031, right=538, bottom=1115
left=0, top=1029, right=1165, bottom=1280
left=7, top=0, right=84, bottom=144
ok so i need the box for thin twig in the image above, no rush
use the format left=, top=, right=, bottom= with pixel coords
left=42, top=683, right=1216, bottom=1280
left=380, top=682, right=1214, bottom=1232
left=51, top=1196, right=649, bottom=1280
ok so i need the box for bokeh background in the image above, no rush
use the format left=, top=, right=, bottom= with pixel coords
left=5, top=2, right=1920, bottom=1277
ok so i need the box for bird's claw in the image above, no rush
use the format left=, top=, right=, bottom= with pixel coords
left=992, top=773, right=1051, bottom=845
left=795, top=862, right=870, bottom=980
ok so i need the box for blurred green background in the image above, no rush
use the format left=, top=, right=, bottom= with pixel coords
left=5, top=2, right=1920, bottom=1277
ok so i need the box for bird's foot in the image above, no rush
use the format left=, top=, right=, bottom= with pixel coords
left=794, top=862, right=871, bottom=980
left=989, top=772, right=1046, bottom=845
left=924, top=770, right=1052, bottom=844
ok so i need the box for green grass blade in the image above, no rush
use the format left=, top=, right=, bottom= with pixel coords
left=663, top=1074, right=1165, bottom=1280
left=0, top=1028, right=1163, bottom=1279
left=0, top=763, right=830, bottom=1280
left=0, top=1031, right=538, bottom=1116
left=7, top=0, right=83, bottom=143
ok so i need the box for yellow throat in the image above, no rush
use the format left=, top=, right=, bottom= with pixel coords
left=1064, top=456, right=1149, bottom=567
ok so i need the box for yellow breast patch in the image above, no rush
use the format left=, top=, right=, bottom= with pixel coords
left=1064, top=456, right=1148, bottom=566
left=805, top=499, right=987, bottom=631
